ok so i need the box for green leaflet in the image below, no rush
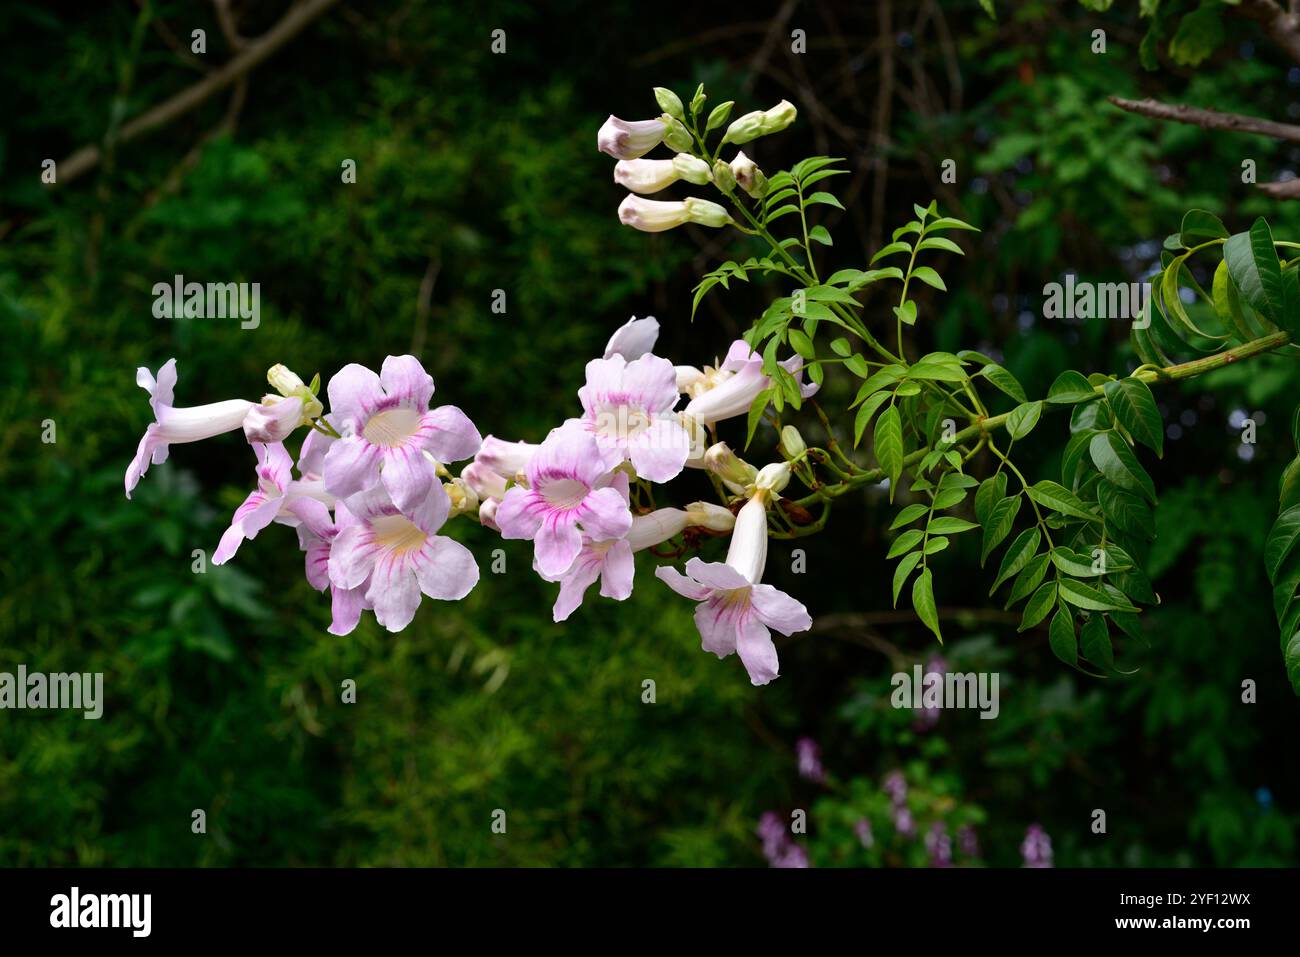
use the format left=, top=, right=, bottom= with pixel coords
left=1048, top=608, right=1078, bottom=667
left=1059, top=579, right=1139, bottom=613
left=990, top=528, right=1041, bottom=593
left=912, top=567, right=942, bottom=643
left=875, top=405, right=904, bottom=499
left=1006, top=401, right=1043, bottom=440
left=1103, top=378, right=1164, bottom=457
left=1089, top=431, right=1156, bottom=504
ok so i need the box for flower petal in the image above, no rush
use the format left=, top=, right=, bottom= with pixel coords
left=495, top=486, right=543, bottom=539
left=379, top=354, right=434, bottom=408
left=654, top=565, right=711, bottom=601
left=750, top=583, right=813, bottom=636
left=627, top=418, right=690, bottom=482
left=578, top=486, right=633, bottom=541
left=322, top=435, right=382, bottom=500
left=367, top=560, right=422, bottom=632
left=327, top=363, right=385, bottom=425
left=603, top=316, right=660, bottom=360
left=328, top=584, right=367, bottom=636
left=552, top=555, right=604, bottom=622
left=535, top=518, right=584, bottom=577
left=735, top=613, right=780, bottom=685
left=329, top=525, right=379, bottom=590
left=413, top=535, right=479, bottom=601
left=420, top=404, right=482, bottom=463
left=597, top=539, right=635, bottom=600
left=695, top=595, right=740, bottom=658
left=684, top=557, right=751, bottom=591
left=380, top=445, right=439, bottom=516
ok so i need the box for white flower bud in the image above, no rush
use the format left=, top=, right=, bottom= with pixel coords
left=684, top=501, right=736, bottom=532
left=614, top=158, right=678, bottom=194
left=780, top=425, right=806, bottom=458
left=598, top=115, right=667, bottom=160
left=618, top=195, right=690, bottom=232
left=725, top=496, right=769, bottom=584
left=704, top=442, right=758, bottom=490
left=730, top=150, right=768, bottom=198
left=755, top=462, right=792, bottom=495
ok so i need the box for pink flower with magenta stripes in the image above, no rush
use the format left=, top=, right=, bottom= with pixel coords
left=573, top=353, right=691, bottom=482
left=322, top=355, right=481, bottom=515
left=495, top=428, right=633, bottom=577
left=328, top=482, right=479, bottom=633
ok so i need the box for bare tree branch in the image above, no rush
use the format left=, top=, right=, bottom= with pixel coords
left=1107, top=95, right=1300, bottom=143
left=1237, top=0, right=1300, bottom=66
left=53, top=0, right=340, bottom=187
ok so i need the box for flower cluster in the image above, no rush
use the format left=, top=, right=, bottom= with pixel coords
left=124, top=91, right=822, bottom=686
left=127, top=356, right=484, bottom=635
left=598, top=88, right=795, bottom=234
left=126, top=322, right=816, bottom=683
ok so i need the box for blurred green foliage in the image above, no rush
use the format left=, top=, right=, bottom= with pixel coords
left=0, top=1, right=1295, bottom=866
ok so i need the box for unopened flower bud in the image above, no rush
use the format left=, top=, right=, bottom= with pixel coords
left=265, top=364, right=324, bottom=421
left=661, top=115, right=693, bottom=152
left=755, top=461, right=792, bottom=496
left=267, top=364, right=305, bottom=396
left=461, top=461, right=508, bottom=501
left=684, top=501, right=736, bottom=532
left=654, top=87, right=685, bottom=120
left=445, top=477, right=478, bottom=518
left=619, top=195, right=690, bottom=232
left=683, top=197, right=731, bottom=228
left=704, top=441, right=758, bottom=490
left=722, top=100, right=797, bottom=146
left=730, top=150, right=768, bottom=198
left=711, top=159, right=736, bottom=193
left=672, top=153, right=712, bottom=185
left=614, top=158, right=678, bottom=194
left=780, top=424, right=806, bottom=458
left=598, top=115, right=667, bottom=160
left=478, top=497, right=501, bottom=532
left=243, top=395, right=305, bottom=443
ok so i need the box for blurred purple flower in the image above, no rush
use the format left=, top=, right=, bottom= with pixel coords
left=925, top=822, right=952, bottom=867
left=854, top=818, right=874, bottom=849
left=883, top=770, right=907, bottom=806
left=795, top=737, right=826, bottom=783
left=1021, top=823, right=1054, bottom=868
left=757, top=811, right=810, bottom=868
left=894, top=808, right=916, bottom=839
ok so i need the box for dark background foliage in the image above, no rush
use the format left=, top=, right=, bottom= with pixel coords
left=0, top=0, right=1295, bottom=866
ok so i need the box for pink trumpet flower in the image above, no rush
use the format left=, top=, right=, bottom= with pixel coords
left=573, top=353, right=691, bottom=482
left=540, top=503, right=734, bottom=623
left=321, top=355, right=481, bottom=516
left=295, top=500, right=372, bottom=637
left=495, top=428, right=633, bottom=577
left=682, top=340, right=820, bottom=426
left=654, top=495, right=811, bottom=685
left=212, top=442, right=331, bottom=565
left=125, top=359, right=253, bottom=498
left=328, top=482, right=479, bottom=633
